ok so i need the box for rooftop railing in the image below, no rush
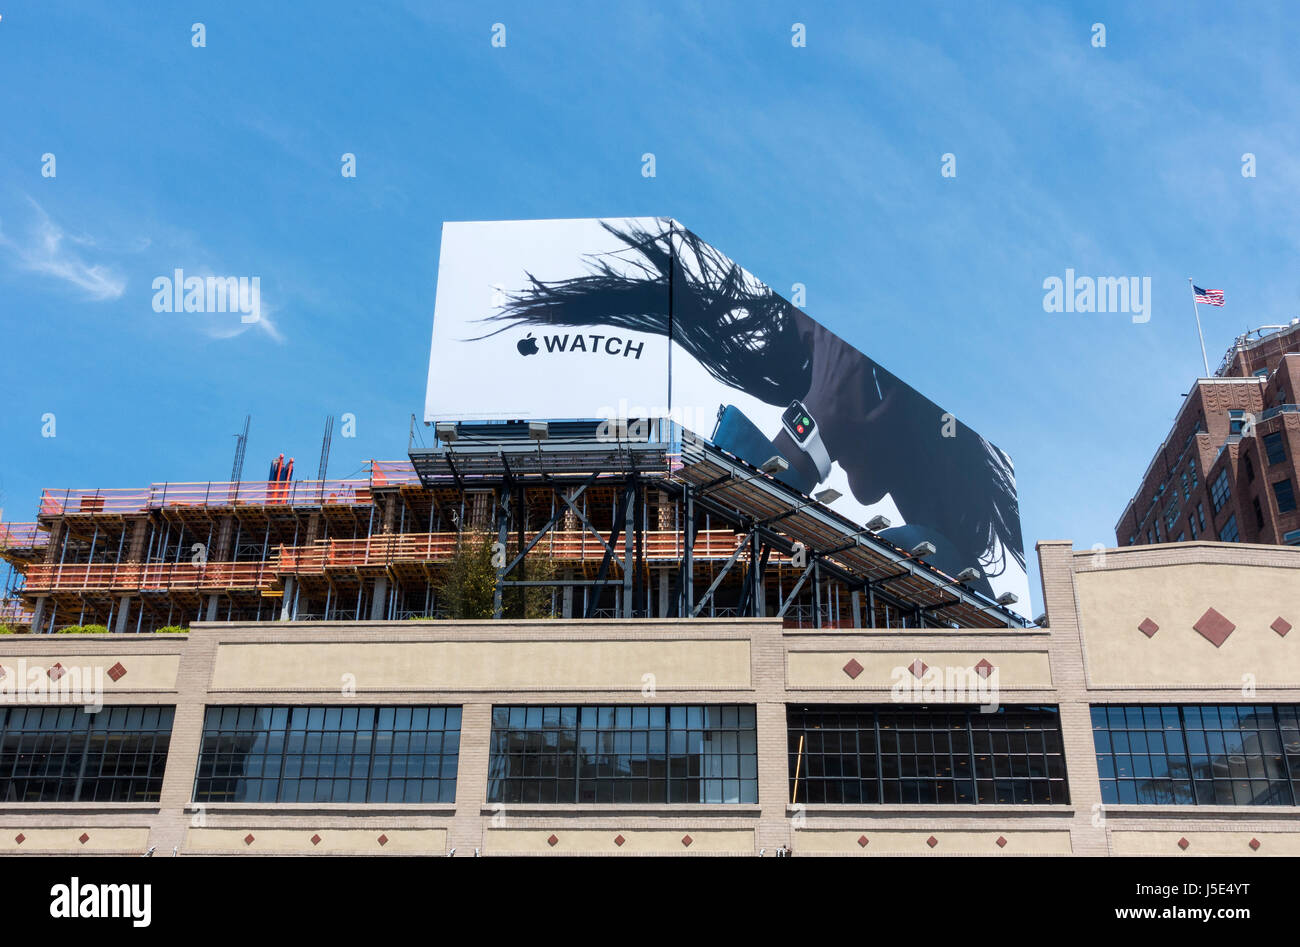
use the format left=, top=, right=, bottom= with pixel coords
left=0, top=523, right=45, bottom=549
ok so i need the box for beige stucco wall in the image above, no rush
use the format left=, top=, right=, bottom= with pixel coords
left=184, top=827, right=446, bottom=854
left=1, top=827, right=151, bottom=854
left=1109, top=830, right=1296, bottom=856
left=0, top=653, right=180, bottom=693
left=796, top=829, right=1072, bottom=855
left=209, top=639, right=751, bottom=692
left=483, top=827, right=754, bottom=854
left=786, top=649, right=1052, bottom=691
left=1075, top=561, right=1300, bottom=688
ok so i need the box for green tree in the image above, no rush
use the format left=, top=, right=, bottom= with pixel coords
left=436, top=531, right=557, bottom=620
left=437, top=531, right=497, bottom=619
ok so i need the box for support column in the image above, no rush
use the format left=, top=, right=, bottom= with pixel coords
left=657, top=568, right=669, bottom=618
left=850, top=589, right=862, bottom=628
left=371, top=576, right=388, bottom=620
left=280, top=577, right=296, bottom=621
left=562, top=571, right=574, bottom=619
left=31, top=596, right=47, bottom=634
left=205, top=594, right=219, bottom=622
left=446, top=702, right=492, bottom=858
left=622, top=485, right=634, bottom=618
left=114, top=595, right=132, bottom=634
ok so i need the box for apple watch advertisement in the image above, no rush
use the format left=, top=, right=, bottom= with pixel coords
left=425, top=216, right=1028, bottom=612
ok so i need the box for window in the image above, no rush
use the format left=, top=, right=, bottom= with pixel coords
left=787, top=705, right=1069, bottom=805
left=1188, top=515, right=1198, bottom=540
left=1181, top=472, right=1190, bottom=500
left=193, top=706, right=462, bottom=804
left=1175, top=531, right=1185, bottom=542
left=1229, top=410, right=1247, bottom=435
left=1265, top=432, right=1286, bottom=465
left=1092, top=704, right=1300, bottom=806
left=1253, top=496, right=1265, bottom=529
left=1284, top=529, right=1300, bottom=546
left=1210, top=469, right=1231, bottom=512
left=1244, top=453, right=1255, bottom=483
left=0, top=705, right=174, bottom=802
left=1128, top=534, right=1136, bottom=546
left=1197, top=502, right=1206, bottom=531
left=1188, top=458, right=1198, bottom=491
left=1274, top=478, right=1297, bottom=514
left=488, top=705, right=758, bottom=805
left=1164, top=502, right=1180, bottom=532
left=1219, top=514, right=1240, bottom=543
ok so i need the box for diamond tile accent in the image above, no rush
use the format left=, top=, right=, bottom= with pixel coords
left=857, top=835, right=869, bottom=848
left=926, top=835, right=938, bottom=848
left=244, top=833, right=255, bottom=846
left=1193, top=608, right=1235, bottom=648
left=377, top=834, right=389, bottom=846
left=681, top=834, right=693, bottom=847
left=1138, top=618, right=1160, bottom=638
left=909, top=659, right=928, bottom=678
left=48, top=663, right=66, bottom=681
left=842, top=658, right=864, bottom=680
left=107, top=662, right=127, bottom=682
left=547, top=834, right=558, bottom=847
left=311, top=833, right=322, bottom=846
left=996, top=836, right=1007, bottom=848
left=79, top=833, right=90, bottom=845
left=614, top=834, right=626, bottom=847
left=14, top=833, right=25, bottom=845
left=974, top=658, right=995, bottom=679
left=1177, top=837, right=1190, bottom=850
left=1249, top=837, right=1261, bottom=851
left=1272, top=617, right=1292, bottom=637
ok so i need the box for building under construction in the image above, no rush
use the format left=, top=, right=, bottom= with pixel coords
left=0, top=420, right=1025, bottom=635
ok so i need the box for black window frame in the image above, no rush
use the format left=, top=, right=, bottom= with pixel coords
left=1273, top=478, right=1297, bottom=514
left=0, top=705, right=175, bottom=803
left=1210, top=469, right=1231, bottom=513
left=193, top=705, right=462, bottom=804
left=1264, top=432, right=1286, bottom=465
left=1092, top=704, right=1300, bottom=806
left=787, top=705, right=1069, bottom=806
left=487, top=704, right=759, bottom=805
left=1218, top=513, right=1240, bottom=542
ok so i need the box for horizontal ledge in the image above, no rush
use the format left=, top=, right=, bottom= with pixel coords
left=787, top=804, right=1076, bottom=817
left=188, top=803, right=458, bottom=814
left=0, top=803, right=161, bottom=814
left=479, top=803, right=761, bottom=815
left=1100, top=805, right=1300, bottom=818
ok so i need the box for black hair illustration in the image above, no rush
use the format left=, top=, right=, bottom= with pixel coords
left=472, top=219, right=812, bottom=401
left=470, top=218, right=1024, bottom=579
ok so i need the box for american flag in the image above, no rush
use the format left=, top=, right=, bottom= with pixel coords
left=1193, top=285, right=1224, bottom=306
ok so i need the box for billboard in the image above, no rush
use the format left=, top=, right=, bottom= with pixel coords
left=425, top=217, right=1028, bottom=611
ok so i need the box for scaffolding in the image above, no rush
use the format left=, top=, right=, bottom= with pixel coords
left=0, top=423, right=1026, bottom=632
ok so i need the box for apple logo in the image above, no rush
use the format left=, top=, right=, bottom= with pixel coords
left=517, top=333, right=539, bottom=357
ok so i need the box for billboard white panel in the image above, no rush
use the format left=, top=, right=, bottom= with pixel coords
left=425, top=217, right=670, bottom=421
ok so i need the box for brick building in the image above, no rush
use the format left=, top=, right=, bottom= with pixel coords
left=1, top=539, right=1298, bottom=857
left=1116, top=321, right=1300, bottom=549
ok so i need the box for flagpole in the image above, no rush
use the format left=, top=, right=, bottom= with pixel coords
left=1188, top=277, right=1210, bottom=377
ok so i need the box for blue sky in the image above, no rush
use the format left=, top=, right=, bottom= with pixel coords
left=2, top=1, right=1298, bottom=615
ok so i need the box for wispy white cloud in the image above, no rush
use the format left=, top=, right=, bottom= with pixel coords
left=0, top=198, right=127, bottom=300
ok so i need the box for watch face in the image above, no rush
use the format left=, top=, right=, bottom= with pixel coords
left=782, top=400, right=816, bottom=443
